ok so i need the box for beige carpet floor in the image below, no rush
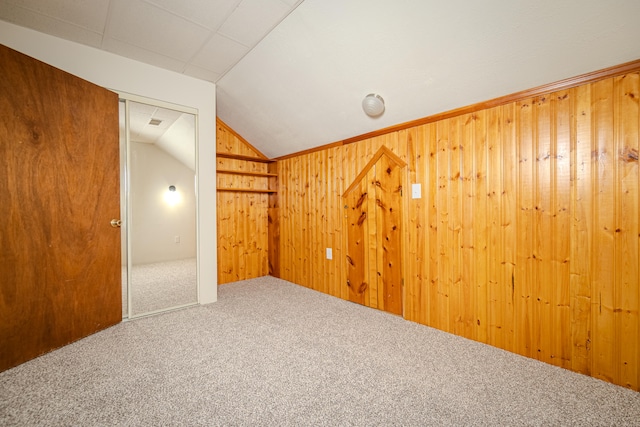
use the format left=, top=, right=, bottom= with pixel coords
left=122, top=258, right=197, bottom=317
left=1, top=276, right=639, bottom=426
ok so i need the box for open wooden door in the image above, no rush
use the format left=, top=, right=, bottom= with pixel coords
left=344, top=147, right=405, bottom=315
left=0, top=44, right=121, bottom=371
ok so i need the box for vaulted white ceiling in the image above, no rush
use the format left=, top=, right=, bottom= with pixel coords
left=1, top=0, right=640, bottom=158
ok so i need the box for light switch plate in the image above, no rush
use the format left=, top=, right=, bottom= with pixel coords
left=326, top=248, right=333, bottom=260
left=411, top=183, right=422, bottom=199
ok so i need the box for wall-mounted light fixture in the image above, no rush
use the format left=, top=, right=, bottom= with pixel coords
left=362, top=93, right=385, bottom=117
left=164, top=185, right=180, bottom=205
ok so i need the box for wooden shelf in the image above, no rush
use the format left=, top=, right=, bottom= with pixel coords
left=216, top=188, right=276, bottom=194
left=216, top=153, right=275, bottom=163
left=216, top=152, right=277, bottom=194
left=217, top=169, right=278, bottom=178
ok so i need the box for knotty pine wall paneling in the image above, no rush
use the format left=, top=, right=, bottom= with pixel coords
left=216, top=119, right=272, bottom=284
left=268, top=160, right=280, bottom=277
left=276, top=69, right=640, bottom=391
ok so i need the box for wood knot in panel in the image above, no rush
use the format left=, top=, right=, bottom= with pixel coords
left=358, top=282, right=368, bottom=294
left=355, top=192, right=367, bottom=208
left=620, top=147, right=638, bottom=162
left=357, top=211, right=367, bottom=226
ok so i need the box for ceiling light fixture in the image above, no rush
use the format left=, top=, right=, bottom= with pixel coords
left=362, top=93, right=385, bottom=117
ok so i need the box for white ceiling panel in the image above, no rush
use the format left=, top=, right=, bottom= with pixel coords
left=0, top=2, right=103, bottom=47
left=125, top=101, right=195, bottom=170
left=128, top=101, right=159, bottom=143
left=101, top=36, right=187, bottom=73
left=278, top=0, right=302, bottom=6
left=190, top=33, right=248, bottom=74
left=151, top=105, right=183, bottom=123
left=106, top=0, right=210, bottom=62
left=145, top=0, right=241, bottom=31
left=2, top=0, right=109, bottom=31
left=183, top=63, right=222, bottom=83
left=218, top=0, right=291, bottom=47
left=129, top=103, right=182, bottom=143
left=1, top=0, right=639, bottom=159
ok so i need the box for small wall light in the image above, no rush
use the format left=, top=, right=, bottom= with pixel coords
left=164, top=185, right=180, bottom=205
left=362, top=93, right=385, bottom=117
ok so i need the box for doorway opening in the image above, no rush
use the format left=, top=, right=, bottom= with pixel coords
left=119, top=94, right=199, bottom=319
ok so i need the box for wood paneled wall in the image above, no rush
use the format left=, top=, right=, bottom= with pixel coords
left=216, top=119, right=270, bottom=284
left=276, top=72, right=640, bottom=390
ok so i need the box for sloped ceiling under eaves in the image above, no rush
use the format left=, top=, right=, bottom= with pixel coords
left=216, top=0, right=640, bottom=159
left=124, top=101, right=196, bottom=171
left=1, top=0, right=640, bottom=160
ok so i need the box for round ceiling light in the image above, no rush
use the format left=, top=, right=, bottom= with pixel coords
left=362, top=93, right=385, bottom=117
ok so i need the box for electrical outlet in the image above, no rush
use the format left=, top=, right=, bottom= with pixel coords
left=326, top=248, right=333, bottom=260
left=174, top=235, right=180, bottom=243
left=411, top=183, right=422, bottom=199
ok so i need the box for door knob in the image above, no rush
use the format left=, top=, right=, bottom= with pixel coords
left=111, top=219, right=122, bottom=228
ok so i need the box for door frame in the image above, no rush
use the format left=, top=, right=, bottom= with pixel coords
left=117, top=91, right=200, bottom=319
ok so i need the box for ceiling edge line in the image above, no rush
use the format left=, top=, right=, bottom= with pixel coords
left=217, top=117, right=269, bottom=159
left=215, top=0, right=306, bottom=83
left=274, top=57, right=640, bottom=161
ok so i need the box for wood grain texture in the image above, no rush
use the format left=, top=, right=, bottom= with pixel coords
left=501, top=103, right=517, bottom=354
left=472, top=112, right=488, bottom=344
left=406, top=127, right=425, bottom=323
left=571, top=84, right=593, bottom=375
left=448, top=116, right=463, bottom=335
left=614, top=73, right=639, bottom=389
left=375, top=153, right=403, bottom=315
left=344, top=176, right=368, bottom=305
left=487, top=107, right=503, bottom=348
left=268, top=161, right=280, bottom=278
left=553, top=91, right=572, bottom=369
left=343, top=147, right=405, bottom=313
left=276, top=68, right=640, bottom=391
left=591, top=78, right=616, bottom=384
left=217, top=119, right=267, bottom=159
left=0, top=44, right=121, bottom=371
left=436, top=120, right=451, bottom=332
left=216, top=119, right=273, bottom=284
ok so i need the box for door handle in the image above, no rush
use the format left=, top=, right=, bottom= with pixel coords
left=110, top=219, right=122, bottom=228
